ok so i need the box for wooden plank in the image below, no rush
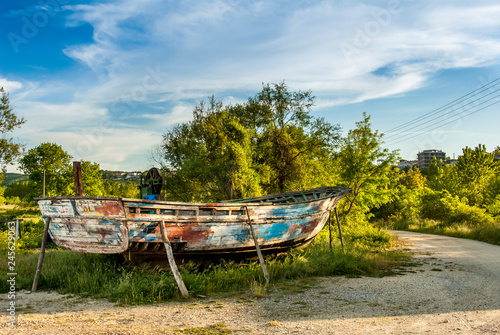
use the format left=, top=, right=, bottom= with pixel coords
left=32, top=217, right=51, bottom=292
left=245, top=206, right=270, bottom=284
left=328, top=210, right=333, bottom=251
left=159, top=220, right=189, bottom=298
left=335, top=207, right=344, bottom=249
left=48, top=217, right=128, bottom=253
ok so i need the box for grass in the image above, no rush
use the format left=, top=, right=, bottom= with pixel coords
left=384, top=216, right=500, bottom=246
left=176, top=322, right=245, bottom=334
left=0, top=205, right=410, bottom=305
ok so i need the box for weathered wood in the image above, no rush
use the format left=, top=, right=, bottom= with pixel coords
left=31, top=217, right=51, bottom=292
left=335, top=207, right=344, bottom=250
left=245, top=206, right=270, bottom=284
left=35, top=187, right=352, bottom=257
left=73, top=161, right=84, bottom=196
left=328, top=210, right=333, bottom=251
left=159, top=220, right=189, bottom=298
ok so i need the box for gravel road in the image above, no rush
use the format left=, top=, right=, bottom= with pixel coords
left=2, top=230, right=500, bottom=334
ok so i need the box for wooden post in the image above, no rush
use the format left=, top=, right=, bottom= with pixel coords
left=32, top=217, right=51, bottom=292
left=335, top=207, right=344, bottom=250
left=245, top=206, right=270, bottom=284
left=73, top=161, right=84, bottom=196
left=159, top=221, right=189, bottom=298
left=328, top=210, right=333, bottom=251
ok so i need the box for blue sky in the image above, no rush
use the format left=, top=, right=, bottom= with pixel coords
left=1, top=0, right=499, bottom=172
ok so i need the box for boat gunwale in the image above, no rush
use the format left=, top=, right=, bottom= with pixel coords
left=34, top=186, right=351, bottom=207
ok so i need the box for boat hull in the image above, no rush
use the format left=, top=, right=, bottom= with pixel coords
left=36, top=187, right=350, bottom=258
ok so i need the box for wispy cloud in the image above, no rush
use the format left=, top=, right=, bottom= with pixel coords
left=4, top=5, right=63, bottom=18
left=5, top=0, right=500, bottom=171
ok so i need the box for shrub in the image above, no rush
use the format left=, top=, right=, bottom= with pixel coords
left=420, top=189, right=494, bottom=226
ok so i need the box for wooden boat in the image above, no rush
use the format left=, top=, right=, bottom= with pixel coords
left=35, top=186, right=350, bottom=262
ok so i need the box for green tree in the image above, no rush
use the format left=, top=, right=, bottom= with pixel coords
left=455, top=144, right=498, bottom=206
left=4, top=181, right=31, bottom=202
left=0, top=87, right=26, bottom=171
left=375, top=166, right=428, bottom=221
left=231, top=81, right=341, bottom=193
left=160, top=83, right=342, bottom=201
left=102, top=180, right=140, bottom=198
left=334, top=113, right=398, bottom=221
left=19, top=142, right=104, bottom=199
left=80, top=160, right=104, bottom=197
left=162, top=101, right=261, bottom=202
left=19, top=142, right=73, bottom=198
left=400, top=166, right=426, bottom=189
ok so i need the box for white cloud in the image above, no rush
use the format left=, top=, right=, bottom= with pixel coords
left=0, top=77, right=23, bottom=92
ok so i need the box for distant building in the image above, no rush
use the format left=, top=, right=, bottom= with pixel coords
left=445, top=159, right=458, bottom=166
left=125, top=172, right=141, bottom=180
left=417, top=149, right=446, bottom=169
left=397, top=159, right=417, bottom=170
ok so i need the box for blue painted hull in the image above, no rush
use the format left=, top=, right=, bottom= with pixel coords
left=36, top=187, right=350, bottom=257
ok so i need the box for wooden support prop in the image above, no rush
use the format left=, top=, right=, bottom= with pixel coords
left=159, top=220, right=189, bottom=298
left=245, top=206, right=270, bottom=284
left=335, top=207, right=345, bottom=250
left=32, top=217, right=51, bottom=292
left=328, top=210, right=333, bottom=251
left=73, top=161, right=85, bottom=196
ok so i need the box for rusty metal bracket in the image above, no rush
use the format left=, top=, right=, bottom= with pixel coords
left=159, top=220, right=189, bottom=298
left=245, top=206, right=270, bottom=284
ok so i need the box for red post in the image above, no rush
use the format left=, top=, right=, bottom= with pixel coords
left=73, top=161, right=84, bottom=196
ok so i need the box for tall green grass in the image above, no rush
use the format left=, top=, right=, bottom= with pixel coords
left=0, top=225, right=406, bottom=305
left=387, top=217, right=500, bottom=246
left=380, top=191, right=500, bottom=246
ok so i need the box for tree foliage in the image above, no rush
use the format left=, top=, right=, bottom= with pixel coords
left=102, top=180, right=140, bottom=198
left=19, top=142, right=73, bottom=198
left=424, top=144, right=499, bottom=207
left=4, top=181, right=31, bottom=202
left=161, top=82, right=341, bottom=202
left=80, top=160, right=104, bottom=197
left=231, top=81, right=341, bottom=193
left=0, top=87, right=26, bottom=171
left=19, top=142, right=104, bottom=199
left=455, top=144, right=498, bottom=206
left=333, top=112, right=398, bottom=221
left=162, top=97, right=260, bottom=202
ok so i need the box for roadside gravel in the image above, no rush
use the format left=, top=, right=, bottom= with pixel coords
left=2, top=231, right=500, bottom=334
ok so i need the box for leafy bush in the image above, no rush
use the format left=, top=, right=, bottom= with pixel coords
left=341, top=216, right=392, bottom=249
left=421, top=190, right=495, bottom=226
left=486, top=195, right=500, bottom=217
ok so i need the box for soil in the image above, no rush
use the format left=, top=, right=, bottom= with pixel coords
left=1, top=230, right=500, bottom=334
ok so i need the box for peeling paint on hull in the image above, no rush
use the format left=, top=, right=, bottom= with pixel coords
left=36, top=187, right=350, bottom=257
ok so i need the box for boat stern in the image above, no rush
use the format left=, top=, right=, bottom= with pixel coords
left=36, top=197, right=129, bottom=254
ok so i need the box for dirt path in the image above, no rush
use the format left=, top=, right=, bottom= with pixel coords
left=2, top=231, right=500, bottom=334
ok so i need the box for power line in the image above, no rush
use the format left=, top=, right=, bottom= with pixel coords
left=384, top=77, right=500, bottom=135
left=384, top=87, right=500, bottom=142
left=385, top=96, right=500, bottom=147
left=383, top=78, right=500, bottom=145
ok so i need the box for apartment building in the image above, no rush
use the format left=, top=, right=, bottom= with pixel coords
left=417, top=149, right=446, bottom=169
